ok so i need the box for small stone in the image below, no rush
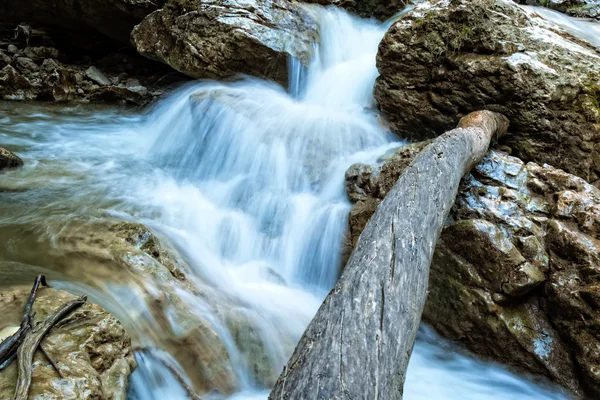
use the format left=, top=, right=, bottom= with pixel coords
left=14, top=57, right=39, bottom=73
left=0, top=50, right=11, bottom=68
left=0, top=147, right=24, bottom=170
left=85, top=66, right=111, bottom=86
left=7, top=44, right=18, bottom=54
left=125, top=78, right=141, bottom=88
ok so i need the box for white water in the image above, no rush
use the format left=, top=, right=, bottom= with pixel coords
left=0, top=6, right=573, bottom=400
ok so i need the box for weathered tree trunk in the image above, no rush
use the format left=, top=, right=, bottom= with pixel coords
left=269, top=111, right=509, bottom=400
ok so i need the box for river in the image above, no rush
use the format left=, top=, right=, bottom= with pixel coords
left=0, top=5, right=582, bottom=400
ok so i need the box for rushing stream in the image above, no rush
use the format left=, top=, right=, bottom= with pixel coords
left=0, top=5, right=581, bottom=400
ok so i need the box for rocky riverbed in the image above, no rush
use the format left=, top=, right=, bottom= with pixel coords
left=1, top=0, right=600, bottom=399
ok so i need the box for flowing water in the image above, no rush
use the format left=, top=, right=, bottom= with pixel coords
left=0, top=5, right=582, bottom=400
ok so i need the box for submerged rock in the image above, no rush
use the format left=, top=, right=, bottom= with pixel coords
left=0, top=147, right=24, bottom=170
left=374, top=0, right=600, bottom=184
left=131, top=0, right=318, bottom=86
left=0, top=286, right=136, bottom=399
left=345, top=144, right=600, bottom=397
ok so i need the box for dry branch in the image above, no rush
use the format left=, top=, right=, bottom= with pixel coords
left=13, top=296, right=87, bottom=400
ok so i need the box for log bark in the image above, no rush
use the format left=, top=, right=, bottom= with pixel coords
left=269, top=111, right=509, bottom=400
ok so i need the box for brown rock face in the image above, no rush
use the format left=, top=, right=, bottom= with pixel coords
left=0, top=286, right=136, bottom=399
left=345, top=144, right=600, bottom=397
left=374, top=0, right=600, bottom=184
left=0, top=0, right=165, bottom=43
left=131, top=0, right=319, bottom=86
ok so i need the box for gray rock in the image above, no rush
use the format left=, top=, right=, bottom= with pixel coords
left=85, top=66, right=111, bottom=86
left=0, top=50, right=11, bottom=68
left=22, top=46, right=59, bottom=62
left=7, top=44, right=18, bottom=54
left=374, top=0, right=600, bottom=184
left=519, top=0, right=600, bottom=20
left=131, top=0, right=319, bottom=86
left=0, top=147, right=24, bottom=170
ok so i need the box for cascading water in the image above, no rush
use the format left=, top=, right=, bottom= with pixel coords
left=0, top=5, right=576, bottom=400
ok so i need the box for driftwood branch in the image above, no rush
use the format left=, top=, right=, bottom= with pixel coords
left=39, top=343, right=64, bottom=378
left=13, top=296, right=87, bottom=400
left=0, top=275, right=48, bottom=367
left=269, top=111, right=509, bottom=400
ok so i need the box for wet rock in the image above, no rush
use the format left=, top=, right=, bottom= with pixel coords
left=302, top=0, right=410, bottom=20
left=0, top=147, right=23, bottom=170
left=374, top=0, right=600, bottom=183
left=519, top=0, right=600, bottom=20
left=85, top=66, right=111, bottom=86
left=0, top=65, right=35, bottom=100
left=0, top=286, right=136, bottom=399
left=1, top=0, right=166, bottom=43
left=131, top=0, right=318, bottom=86
left=22, top=46, right=59, bottom=62
left=87, top=86, right=144, bottom=105
left=345, top=144, right=600, bottom=396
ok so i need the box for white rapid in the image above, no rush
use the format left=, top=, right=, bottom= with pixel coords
left=0, top=6, right=574, bottom=400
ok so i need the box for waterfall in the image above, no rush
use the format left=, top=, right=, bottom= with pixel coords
left=0, top=5, right=572, bottom=400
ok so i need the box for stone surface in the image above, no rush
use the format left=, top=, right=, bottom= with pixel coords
left=302, top=0, right=411, bottom=20
left=131, top=0, right=318, bottom=86
left=374, top=0, right=600, bottom=184
left=0, top=0, right=166, bottom=43
left=85, top=66, right=112, bottom=86
left=519, top=0, right=600, bottom=20
left=345, top=144, right=600, bottom=397
left=0, top=286, right=136, bottom=399
left=0, top=147, right=24, bottom=170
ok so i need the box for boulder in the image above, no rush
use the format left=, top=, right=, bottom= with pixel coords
left=0, top=147, right=24, bottom=170
left=131, top=0, right=318, bottom=86
left=345, top=145, right=600, bottom=397
left=519, top=0, right=600, bottom=20
left=374, top=0, right=600, bottom=184
left=0, top=286, right=136, bottom=399
left=0, top=65, right=35, bottom=100
left=85, top=66, right=112, bottom=86
left=0, top=0, right=166, bottom=43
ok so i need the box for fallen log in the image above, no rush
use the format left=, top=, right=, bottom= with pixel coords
left=269, top=111, right=509, bottom=400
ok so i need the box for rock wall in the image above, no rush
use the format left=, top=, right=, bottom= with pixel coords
left=345, top=145, right=600, bottom=397
left=374, top=0, right=600, bottom=184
